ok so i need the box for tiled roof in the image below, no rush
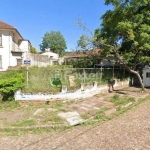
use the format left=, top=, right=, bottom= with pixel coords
left=0, top=20, right=15, bottom=29
left=0, top=20, right=23, bottom=39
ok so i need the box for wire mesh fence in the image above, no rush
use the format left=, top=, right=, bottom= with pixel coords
left=0, top=67, right=129, bottom=93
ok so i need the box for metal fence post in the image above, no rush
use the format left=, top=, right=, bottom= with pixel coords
left=26, top=66, right=28, bottom=85
left=83, top=68, right=85, bottom=83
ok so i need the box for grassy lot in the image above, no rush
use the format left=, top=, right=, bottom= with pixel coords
left=0, top=87, right=148, bottom=136
left=0, top=65, right=129, bottom=94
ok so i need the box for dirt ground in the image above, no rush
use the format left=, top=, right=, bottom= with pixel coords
left=0, top=86, right=149, bottom=127
left=0, top=86, right=150, bottom=150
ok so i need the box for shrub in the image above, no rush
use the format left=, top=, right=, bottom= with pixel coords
left=0, top=72, right=25, bottom=101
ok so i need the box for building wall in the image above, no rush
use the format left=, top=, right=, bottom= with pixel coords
left=11, top=32, right=19, bottom=51
left=0, top=30, right=12, bottom=71
left=41, top=52, right=59, bottom=59
left=19, top=40, right=30, bottom=52
left=0, top=29, right=31, bottom=71
left=26, top=53, right=50, bottom=67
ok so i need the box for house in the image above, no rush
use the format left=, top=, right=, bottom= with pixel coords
left=0, top=20, right=31, bottom=71
left=41, top=51, right=59, bottom=65
left=64, top=49, right=122, bottom=68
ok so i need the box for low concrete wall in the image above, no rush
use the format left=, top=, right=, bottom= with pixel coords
left=15, top=80, right=129, bottom=101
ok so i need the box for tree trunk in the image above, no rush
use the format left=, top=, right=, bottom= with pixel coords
left=126, top=67, right=145, bottom=91
left=115, top=53, right=145, bottom=91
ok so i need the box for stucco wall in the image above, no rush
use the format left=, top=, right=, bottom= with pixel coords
left=26, top=53, right=50, bottom=67
left=0, top=31, right=12, bottom=71
left=41, top=52, right=59, bottom=59
left=19, top=40, right=30, bottom=52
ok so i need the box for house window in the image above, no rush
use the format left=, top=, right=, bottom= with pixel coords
left=17, top=59, right=22, bottom=65
left=0, top=34, right=2, bottom=46
left=0, top=55, right=2, bottom=68
left=146, top=72, right=150, bottom=78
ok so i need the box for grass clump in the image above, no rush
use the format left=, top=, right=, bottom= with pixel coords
left=10, top=119, right=36, bottom=127
left=108, top=94, right=135, bottom=106
left=0, top=101, right=20, bottom=111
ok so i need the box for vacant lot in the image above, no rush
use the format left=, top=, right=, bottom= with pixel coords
left=0, top=87, right=150, bottom=150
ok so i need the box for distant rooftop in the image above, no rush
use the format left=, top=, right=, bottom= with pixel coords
left=65, top=49, right=101, bottom=58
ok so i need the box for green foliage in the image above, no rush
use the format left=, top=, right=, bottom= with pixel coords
left=30, top=46, right=38, bottom=54
left=101, top=0, right=150, bottom=66
left=40, top=31, right=67, bottom=56
left=0, top=72, right=25, bottom=101
left=108, top=94, right=135, bottom=106
left=77, top=34, right=93, bottom=50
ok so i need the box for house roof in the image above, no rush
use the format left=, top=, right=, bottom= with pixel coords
left=0, top=20, right=14, bottom=29
left=0, top=20, right=23, bottom=39
left=65, top=49, right=101, bottom=58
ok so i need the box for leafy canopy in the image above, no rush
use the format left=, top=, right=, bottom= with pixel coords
left=100, top=0, right=150, bottom=66
left=40, top=31, right=67, bottom=56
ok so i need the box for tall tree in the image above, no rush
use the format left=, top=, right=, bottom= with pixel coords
left=77, top=34, right=93, bottom=50
left=40, top=31, right=67, bottom=56
left=30, top=46, right=38, bottom=54
left=99, top=0, right=150, bottom=90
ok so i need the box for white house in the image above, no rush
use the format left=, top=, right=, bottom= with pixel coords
left=41, top=50, right=59, bottom=65
left=0, top=20, right=31, bottom=71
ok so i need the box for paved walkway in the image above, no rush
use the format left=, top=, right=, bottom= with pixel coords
left=67, top=86, right=149, bottom=116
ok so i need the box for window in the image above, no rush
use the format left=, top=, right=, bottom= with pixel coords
left=146, top=72, right=150, bottom=78
left=0, top=55, right=2, bottom=68
left=17, top=59, right=22, bottom=65
left=0, top=34, right=2, bottom=46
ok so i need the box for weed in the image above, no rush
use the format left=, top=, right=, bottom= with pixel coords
left=43, top=111, right=64, bottom=124
left=108, top=94, right=135, bottom=106
left=81, top=111, right=91, bottom=120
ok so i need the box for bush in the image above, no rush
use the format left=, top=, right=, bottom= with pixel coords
left=0, top=72, right=25, bottom=101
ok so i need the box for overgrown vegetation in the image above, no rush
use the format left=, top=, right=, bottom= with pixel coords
left=23, top=66, right=129, bottom=93
left=0, top=65, right=129, bottom=100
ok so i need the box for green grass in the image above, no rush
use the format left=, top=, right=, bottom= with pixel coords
left=0, top=101, right=20, bottom=111
left=108, top=94, right=135, bottom=106
left=43, top=111, right=64, bottom=124
left=10, top=119, right=36, bottom=127
left=81, top=111, right=92, bottom=120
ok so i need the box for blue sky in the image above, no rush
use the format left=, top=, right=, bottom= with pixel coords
left=0, top=0, right=112, bottom=51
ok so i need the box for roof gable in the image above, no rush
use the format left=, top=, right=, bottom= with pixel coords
left=0, top=20, right=23, bottom=39
left=0, top=20, right=14, bottom=29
